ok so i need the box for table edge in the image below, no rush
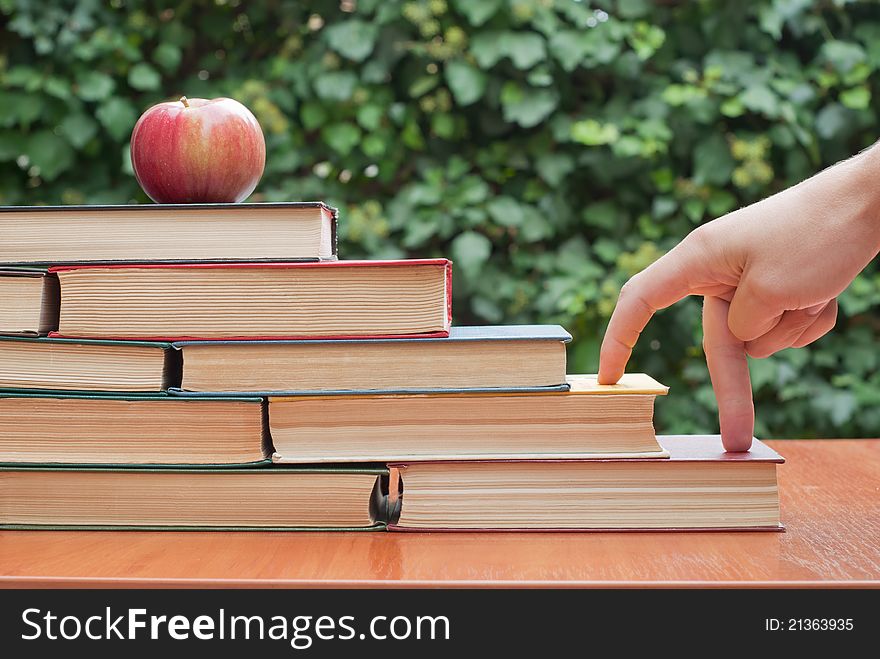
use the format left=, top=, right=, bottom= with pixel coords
left=1, top=576, right=878, bottom=589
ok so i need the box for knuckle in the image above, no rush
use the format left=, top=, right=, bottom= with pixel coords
left=685, top=225, right=711, bottom=254
left=705, top=338, right=747, bottom=359
left=618, top=275, right=653, bottom=313
left=720, top=396, right=754, bottom=412
left=618, top=276, right=639, bottom=299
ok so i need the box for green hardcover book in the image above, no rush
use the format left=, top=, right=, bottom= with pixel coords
left=0, top=336, right=176, bottom=394
left=0, top=392, right=268, bottom=467
left=0, top=267, right=58, bottom=336
left=0, top=465, right=388, bottom=531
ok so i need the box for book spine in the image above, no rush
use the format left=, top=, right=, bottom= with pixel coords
left=445, top=260, right=453, bottom=330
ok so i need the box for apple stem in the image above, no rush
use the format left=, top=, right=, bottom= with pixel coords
left=180, top=96, right=189, bottom=108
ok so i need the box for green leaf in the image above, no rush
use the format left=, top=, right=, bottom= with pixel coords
left=469, top=32, right=505, bottom=68
left=401, top=119, right=425, bottom=150
left=452, top=0, right=502, bottom=26
left=76, top=71, right=115, bottom=101
left=408, top=75, right=439, bottom=98
left=693, top=134, right=735, bottom=186
left=324, top=20, right=379, bottom=62
left=300, top=103, right=328, bottom=131
left=0, top=91, right=41, bottom=127
left=683, top=198, right=705, bottom=223
left=34, top=36, right=52, bottom=55
left=508, top=33, right=546, bottom=69
left=361, top=134, right=386, bottom=158
left=821, top=40, right=867, bottom=74
left=43, top=76, right=71, bottom=100
left=128, top=63, right=162, bottom=91
left=815, top=103, right=850, bottom=139
left=708, top=190, right=737, bottom=217
left=527, top=66, right=553, bottom=87
left=451, top=231, right=492, bottom=272
left=356, top=104, right=384, bottom=131
left=3, top=65, right=38, bottom=88
left=611, top=135, right=643, bottom=158
left=739, top=85, right=780, bottom=117
left=96, top=97, right=138, bottom=141
left=59, top=113, right=99, bottom=149
left=720, top=97, right=745, bottom=117
left=758, top=4, right=783, bottom=39
left=662, top=84, right=706, bottom=106
left=471, top=296, right=504, bottom=323
left=581, top=28, right=623, bottom=66
left=840, top=86, right=871, bottom=110
left=0, top=132, right=25, bottom=161
left=628, top=22, right=665, bottom=60
left=652, top=196, right=677, bottom=219
left=321, top=123, right=362, bottom=156
left=431, top=113, right=455, bottom=139
left=487, top=196, right=525, bottom=227
left=548, top=31, right=590, bottom=72
left=26, top=131, right=74, bottom=181
left=153, top=43, right=182, bottom=72
left=314, top=71, right=358, bottom=101
left=445, top=61, right=487, bottom=106
left=616, top=0, right=651, bottom=18
left=571, top=119, right=619, bottom=146
left=815, top=390, right=858, bottom=426
left=535, top=153, right=575, bottom=186
left=471, top=32, right=546, bottom=70
left=749, top=358, right=777, bottom=393
left=121, top=143, right=134, bottom=176
left=0, top=92, right=43, bottom=126
left=500, top=83, right=558, bottom=128
left=520, top=208, right=552, bottom=241
left=582, top=201, right=620, bottom=230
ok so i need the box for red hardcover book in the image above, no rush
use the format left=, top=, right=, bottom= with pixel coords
left=387, top=435, right=784, bottom=532
left=49, top=260, right=452, bottom=341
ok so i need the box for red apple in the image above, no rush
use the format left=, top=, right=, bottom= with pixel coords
left=130, top=96, right=266, bottom=203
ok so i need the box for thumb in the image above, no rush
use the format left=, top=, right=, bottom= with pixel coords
left=703, top=296, right=754, bottom=452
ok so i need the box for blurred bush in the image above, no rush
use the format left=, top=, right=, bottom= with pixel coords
left=1, top=0, right=879, bottom=437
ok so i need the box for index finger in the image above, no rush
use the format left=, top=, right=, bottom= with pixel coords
left=597, top=244, right=696, bottom=384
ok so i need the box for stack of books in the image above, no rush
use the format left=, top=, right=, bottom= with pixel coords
left=0, top=203, right=783, bottom=532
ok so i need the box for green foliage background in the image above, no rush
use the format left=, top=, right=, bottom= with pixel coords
left=2, top=0, right=879, bottom=437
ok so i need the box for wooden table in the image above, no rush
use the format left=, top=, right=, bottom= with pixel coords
left=1, top=440, right=878, bottom=588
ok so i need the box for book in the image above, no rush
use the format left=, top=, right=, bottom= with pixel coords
left=0, top=337, right=173, bottom=393
left=0, top=202, right=337, bottom=264
left=388, top=435, right=783, bottom=531
left=0, top=466, right=387, bottom=531
left=0, top=268, right=58, bottom=336
left=0, top=393, right=267, bottom=466
left=269, top=374, right=669, bottom=463
left=50, top=260, right=452, bottom=340
left=171, top=325, right=571, bottom=396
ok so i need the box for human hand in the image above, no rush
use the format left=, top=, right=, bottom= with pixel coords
left=598, top=147, right=880, bottom=450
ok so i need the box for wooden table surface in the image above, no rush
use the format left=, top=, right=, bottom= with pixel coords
left=1, top=440, right=878, bottom=588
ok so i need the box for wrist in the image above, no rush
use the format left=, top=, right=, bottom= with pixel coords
left=838, top=143, right=880, bottom=248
